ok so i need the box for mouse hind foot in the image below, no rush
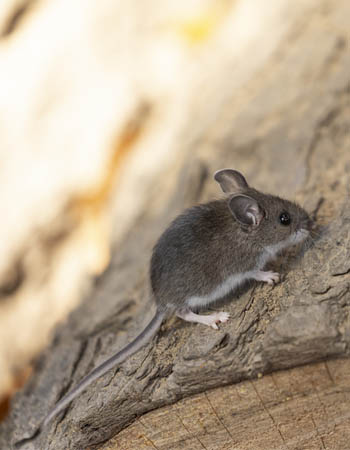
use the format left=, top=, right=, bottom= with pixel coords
left=176, top=308, right=230, bottom=330
left=253, top=270, right=280, bottom=286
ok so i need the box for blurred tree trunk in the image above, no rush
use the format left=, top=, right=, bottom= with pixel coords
left=0, top=0, right=349, bottom=449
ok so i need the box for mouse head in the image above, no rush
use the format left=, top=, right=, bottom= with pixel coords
left=214, top=169, right=312, bottom=247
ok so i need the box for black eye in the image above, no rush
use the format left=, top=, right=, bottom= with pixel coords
left=279, top=212, right=291, bottom=226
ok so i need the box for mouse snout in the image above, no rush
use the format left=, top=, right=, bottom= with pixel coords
left=300, top=216, right=313, bottom=232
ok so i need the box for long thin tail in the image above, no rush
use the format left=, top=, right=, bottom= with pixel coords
left=15, top=309, right=165, bottom=448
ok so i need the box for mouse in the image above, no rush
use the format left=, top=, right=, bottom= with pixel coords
left=15, top=168, right=312, bottom=447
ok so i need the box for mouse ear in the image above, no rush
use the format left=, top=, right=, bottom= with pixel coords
left=214, top=169, right=249, bottom=193
left=228, top=195, right=264, bottom=226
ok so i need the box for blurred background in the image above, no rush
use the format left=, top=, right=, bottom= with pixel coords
left=0, top=0, right=349, bottom=448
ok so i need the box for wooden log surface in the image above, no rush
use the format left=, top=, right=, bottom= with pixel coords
left=101, top=359, right=350, bottom=450
left=0, top=0, right=349, bottom=449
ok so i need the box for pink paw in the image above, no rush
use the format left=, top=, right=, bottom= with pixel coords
left=208, top=311, right=230, bottom=330
left=260, top=271, right=280, bottom=286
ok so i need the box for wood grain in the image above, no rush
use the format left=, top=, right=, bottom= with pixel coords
left=102, top=359, right=350, bottom=450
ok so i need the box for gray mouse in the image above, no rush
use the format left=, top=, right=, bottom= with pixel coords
left=15, top=169, right=311, bottom=447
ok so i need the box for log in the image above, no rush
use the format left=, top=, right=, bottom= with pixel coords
left=0, top=0, right=349, bottom=449
left=101, top=359, right=350, bottom=450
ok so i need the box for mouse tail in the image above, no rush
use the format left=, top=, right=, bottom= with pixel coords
left=14, top=309, right=166, bottom=448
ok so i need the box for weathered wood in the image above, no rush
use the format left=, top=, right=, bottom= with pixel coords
left=101, top=359, right=350, bottom=450
left=0, top=0, right=349, bottom=449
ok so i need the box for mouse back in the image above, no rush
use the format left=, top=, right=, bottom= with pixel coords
left=150, top=199, right=244, bottom=311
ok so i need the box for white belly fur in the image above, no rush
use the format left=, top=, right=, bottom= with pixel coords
left=186, top=229, right=309, bottom=309
left=187, top=271, right=254, bottom=309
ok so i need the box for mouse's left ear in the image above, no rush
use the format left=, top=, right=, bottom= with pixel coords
left=228, top=194, right=264, bottom=227
left=214, top=169, right=249, bottom=193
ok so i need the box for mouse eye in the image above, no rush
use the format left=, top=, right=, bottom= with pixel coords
left=279, top=212, right=291, bottom=226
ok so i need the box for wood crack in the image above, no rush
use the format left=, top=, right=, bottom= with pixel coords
left=204, top=391, right=235, bottom=441
left=249, top=380, right=288, bottom=449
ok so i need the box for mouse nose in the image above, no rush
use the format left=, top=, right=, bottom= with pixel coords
left=303, top=217, right=313, bottom=231
left=299, top=214, right=312, bottom=231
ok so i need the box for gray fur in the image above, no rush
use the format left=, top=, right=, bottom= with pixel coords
left=151, top=188, right=310, bottom=315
